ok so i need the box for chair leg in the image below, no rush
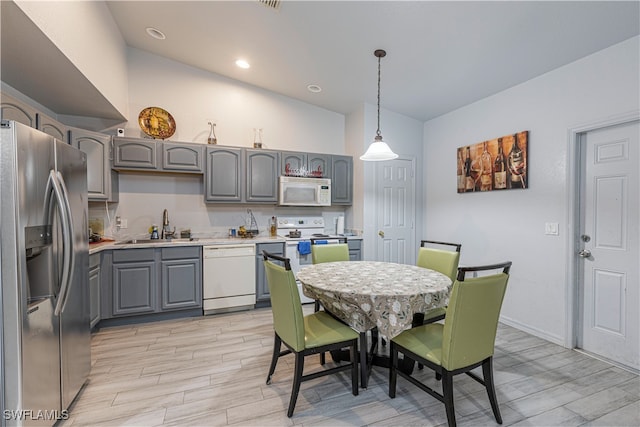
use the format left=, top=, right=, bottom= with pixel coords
left=315, top=301, right=327, bottom=364
left=441, top=370, right=456, bottom=427
left=266, top=334, right=281, bottom=385
left=388, top=341, right=397, bottom=398
left=349, top=341, right=359, bottom=396
left=287, top=352, right=305, bottom=418
left=482, top=357, right=502, bottom=424
left=359, top=332, right=368, bottom=388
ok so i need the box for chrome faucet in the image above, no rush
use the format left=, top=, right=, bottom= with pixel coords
left=161, top=209, right=175, bottom=239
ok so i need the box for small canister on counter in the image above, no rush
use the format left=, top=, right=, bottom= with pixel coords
left=229, top=228, right=236, bottom=237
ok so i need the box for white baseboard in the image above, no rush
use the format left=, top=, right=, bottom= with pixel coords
left=499, top=315, right=566, bottom=347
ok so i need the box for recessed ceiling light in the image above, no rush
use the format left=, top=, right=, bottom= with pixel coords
left=235, top=59, right=250, bottom=69
left=145, top=27, right=166, bottom=40
left=307, top=84, right=322, bottom=93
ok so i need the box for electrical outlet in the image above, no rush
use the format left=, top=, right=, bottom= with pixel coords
left=120, top=219, right=128, bottom=229
left=545, top=222, right=559, bottom=236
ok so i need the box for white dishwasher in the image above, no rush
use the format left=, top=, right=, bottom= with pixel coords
left=203, top=244, right=256, bottom=314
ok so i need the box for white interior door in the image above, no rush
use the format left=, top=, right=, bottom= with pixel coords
left=375, top=158, right=415, bottom=263
left=579, top=120, right=639, bottom=371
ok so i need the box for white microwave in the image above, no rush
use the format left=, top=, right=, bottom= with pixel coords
left=278, top=176, right=331, bottom=206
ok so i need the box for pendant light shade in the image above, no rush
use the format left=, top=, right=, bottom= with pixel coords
left=360, top=49, right=398, bottom=162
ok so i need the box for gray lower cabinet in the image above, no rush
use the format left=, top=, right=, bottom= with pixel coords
left=348, top=239, right=362, bottom=261
left=205, top=146, right=243, bottom=202
left=1, top=92, right=38, bottom=128
left=89, top=253, right=101, bottom=329
left=331, top=155, right=353, bottom=205
left=255, top=242, right=285, bottom=306
left=70, top=127, right=119, bottom=202
left=246, top=149, right=279, bottom=203
left=112, top=249, right=157, bottom=316
left=104, top=247, right=202, bottom=320
left=161, top=247, right=202, bottom=310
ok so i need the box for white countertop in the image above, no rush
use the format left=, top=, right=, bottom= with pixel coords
left=89, top=235, right=363, bottom=255
left=89, top=236, right=285, bottom=254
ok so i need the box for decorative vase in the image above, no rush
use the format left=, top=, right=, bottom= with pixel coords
left=207, top=122, right=217, bottom=144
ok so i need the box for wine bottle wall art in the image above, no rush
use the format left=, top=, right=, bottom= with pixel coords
left=456, top=131, right=528, bottom=193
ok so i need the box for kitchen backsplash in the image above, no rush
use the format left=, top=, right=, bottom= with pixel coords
left=89, top=172, right=349, bottom=240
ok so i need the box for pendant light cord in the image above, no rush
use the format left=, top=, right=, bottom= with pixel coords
left=377, top=54, right=381, bottom=137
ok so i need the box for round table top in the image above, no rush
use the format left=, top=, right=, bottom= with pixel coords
left=297, top=261, right=452, bottom=338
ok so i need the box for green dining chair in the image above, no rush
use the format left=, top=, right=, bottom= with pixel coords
left=310, top=237, right=349, bottom=310
left=415, top=240, right=462, bottom=324
left=389, top=261, right=512, bottom=427
left=310, top=237, right=349, bottom=264
left=263, top=251, right=359, bottom=417
left=310, top=237, right=351, bottom=364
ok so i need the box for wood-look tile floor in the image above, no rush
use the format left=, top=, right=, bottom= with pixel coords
left=63, top=306, right=639, bottom=426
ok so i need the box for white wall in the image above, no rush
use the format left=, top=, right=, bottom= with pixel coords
left=15, top=0, right=129, bottom=118
left=423, top=36, right=640, bottom=344
left=94, top=48, right=348, bottom=240
left=358, top=103, right=425, bottom=261
left=124, top=48, right=344, bottom=153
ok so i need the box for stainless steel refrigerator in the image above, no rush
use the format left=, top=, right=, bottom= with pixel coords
left=0, top=120, right=90, bottom=426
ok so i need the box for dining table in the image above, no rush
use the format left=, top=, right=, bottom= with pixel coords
left=297, top=260, right=453, bottom=388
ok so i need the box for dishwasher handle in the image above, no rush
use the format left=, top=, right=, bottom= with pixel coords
left=203, top=245, right=255, bottom=258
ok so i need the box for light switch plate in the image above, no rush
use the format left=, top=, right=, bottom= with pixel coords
left=545, top=222, right=559, bottom=235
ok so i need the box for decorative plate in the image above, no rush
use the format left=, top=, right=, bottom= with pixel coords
left=138, top=106, right=176, bottom=139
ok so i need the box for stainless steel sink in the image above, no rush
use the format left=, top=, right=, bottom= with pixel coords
left=115, top=238, right=198, bottom=245
left=115, top=239, right=157, bottom=245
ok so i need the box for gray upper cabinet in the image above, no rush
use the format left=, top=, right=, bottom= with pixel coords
left=308, top=153, right=331, bottom=178
left=1, top=92, right=38, bottom=128
left=37, top=112, right=68, bottom=143
left=70, top=127, right=119, bottom=202
left=161, top=142, right=204, bottom=173
left=205, top=146, right=243, bottom=202
left=281, top=151, right=331, bottom=178
left=246, top=149, right=279, bottom=203
left=331, top=155, right=353, bottom=205
left=113, top=137, right=158, bottom=170
left=281, top=151, right=306, bottom=176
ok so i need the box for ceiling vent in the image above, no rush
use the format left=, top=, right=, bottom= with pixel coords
left=258, top=0, right=281, bottom=10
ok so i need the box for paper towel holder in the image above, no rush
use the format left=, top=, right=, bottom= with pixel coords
left=336, top=216, right=345, bottom=235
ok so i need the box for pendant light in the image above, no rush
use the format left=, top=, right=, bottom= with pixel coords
left=360, top=49, right=398, bottom=161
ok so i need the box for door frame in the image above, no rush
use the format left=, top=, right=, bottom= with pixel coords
left=565, top=109, right=640, bottom=349
left=374, top=155, right=417, bottom=263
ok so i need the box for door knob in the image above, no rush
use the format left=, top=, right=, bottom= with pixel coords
left=578, top=249, right=592, bottom=258
left=378, top=230, right=385, bottom=238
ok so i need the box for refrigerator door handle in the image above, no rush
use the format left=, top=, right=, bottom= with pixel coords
left=56, top=171, right=76, bottom=314
left=44, top=169, right=73, bottom=316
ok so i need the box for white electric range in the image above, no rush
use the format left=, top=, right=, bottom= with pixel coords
left=277, top=216, right=344, bottom=303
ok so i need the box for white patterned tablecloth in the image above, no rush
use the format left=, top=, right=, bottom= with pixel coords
left=297, top=261, right=452, bottom=339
